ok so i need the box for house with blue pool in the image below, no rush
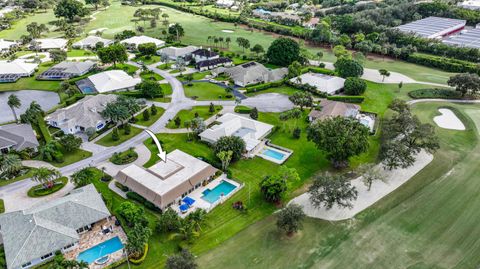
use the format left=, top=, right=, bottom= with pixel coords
left=115, top=149, right=242, bottom=215
left=0, top=185, right=127, bottom=269
left=45, top=94, right=117, bottom=135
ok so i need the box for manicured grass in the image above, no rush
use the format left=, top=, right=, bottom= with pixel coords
left=157, top=63, right=173, bottom=70
left=140, top=71, right=164, bottom=81
left=27, top=177, right=68, bottom=197
left=106, top=63, right=139, bottom=75
left=67, top=49, right=93, bottom=57
left=134, top=107, right=165, bottom=127
left=197, top=102, right=480, bottom=269
left=165, top=105, right=222, bottom=129
left=178, top=71, right=211, bottom=81
left=184, top=82, right=233, bottom=100
left=0, top=199, right=4, bottom=214
left=136, top=55, right=161, bottom=65
left=0, top=10, right=57, bottom=39
left=109, top=148, right=138, bottom=165
left=0, top=62, right=61, bottom=92
left=245, top=85, right=299, bottom=97
left=49, top=149, right=93, bottom=168
left=161, top=83, right=173, bottom=95
left=96, top=126, right=143, bottom=147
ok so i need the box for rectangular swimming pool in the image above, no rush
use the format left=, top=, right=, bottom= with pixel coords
left=262, top=148, right=286, bottom=160
left=202, top=180, right=237, bottom=204
left=77, top=236, right=123, bottom=264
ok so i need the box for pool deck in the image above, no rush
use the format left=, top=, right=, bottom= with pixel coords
left=173, top=175, right=243, bottom=217
left=64, top=217, right=128, bottom=269
left=255, top=144, right=293, bottom=164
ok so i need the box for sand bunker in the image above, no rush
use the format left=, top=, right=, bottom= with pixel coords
left=433, top=108, right=465, bottom=130
left=222, top=29, right=234, bottom=33
left=88, top=28, right=108, bottom=34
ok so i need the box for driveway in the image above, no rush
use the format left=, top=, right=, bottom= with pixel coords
left=241, top=93, right=294, bottom=112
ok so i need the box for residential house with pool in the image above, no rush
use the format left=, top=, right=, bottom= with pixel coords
left=72, top=36, right=113, bottom=50
left=0, top=184, right=127, bottom=269
left=199, top=113, right=293, bottom=163
left=157, top=45, right=199, bottom=60
left=0, top=60, right=38, bottom=82
left=45, top=94, right=117, bottom=134
left=37, top=61, right=96, bottom=80
left=213, top=62, right=288, bottom=87
left=120, top=35, right=165, bottom=50
left=75, top=70, right=141, bottom=94
left=0, top=123, right=39, bottom=154
left=115, top=149, right=241, bottom=215
left=289, top=72, right=345, bottom=94
left=31, top=38, right=68, bottom=51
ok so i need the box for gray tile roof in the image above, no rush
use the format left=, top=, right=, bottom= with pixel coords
left=216, top=62, right=287, bottom=86
left=0, top=124, right=39, bottom=151
left=0, top=184, right=110, bottom=269
left=49, top=61, right=96, bottom=76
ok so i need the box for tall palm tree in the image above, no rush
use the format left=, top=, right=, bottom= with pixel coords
left=32, top=167, right=61, bottom=189
left=7, top=94, right=21, bottom=123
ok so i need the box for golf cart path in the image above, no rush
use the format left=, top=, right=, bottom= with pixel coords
left=290, top=151, right=433, bottom=221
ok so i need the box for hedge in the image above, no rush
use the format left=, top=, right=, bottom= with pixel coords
left=129, top=244, right=149, bottom=265
left=408, top=88, right=463, bottom=99
left=245, top=80, right=285, bottom=93
left=103, top=258, right=127, bottom=269
left=327, top=95, right=365, bottom=103
left=302, top=66, right=336, bottom=76
left=126, top=191, right=161, bottom=212
left=407, top=53, right=480, bottom=74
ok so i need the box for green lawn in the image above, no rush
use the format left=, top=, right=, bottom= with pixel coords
left=245, top=85, right=299, bottom=97
left=165, top=105, right=222, bottom=129
left=67, top=49, right=93, bottom=57
left=140, top=71, right=164, bottom=81
left=95, top=126, right=143, bottom=147
left=107, top=63, right=139, bottom=75
left=49, top=149, right=92, bottom=168
left=0, top=62, right=60, bottom=92
left=136, top=55, right=161, bottom=65
left=134, top=107, right=165, bottom=127
left=0, top=11, right=57, bottom=39
left=184, top=82, right=233, bottom=100
left=0, top=169, right=33, bottom=187
left=197, top=102, right=480, bottom=269
left=178, top=71, right=211, bottom=81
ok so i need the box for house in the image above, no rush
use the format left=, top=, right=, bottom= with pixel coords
left=304, top=17, right=320, bottom=29
left=72, top=36, right=113, bottom=49
left=0, top=124, right=39, bottom=154
left=196, top=57, right=233, bottom=71
left=115, top=149, right=218, bottom=210
left=0, top=60, right=38, bottom=82
left=0, top=185, right=111, bottom=269
left=458, top=0, right=480, bottom=10
left=157, top=45, right=199, bottom=60
left=290, top=72, right=345, bottom=94
left=0, top=39, right=17, bottom=52
left=120, top=35, right=165, bottom=50
left=308, top=99, right=360, bottom=122
left=37, top=61, right=96, bottom=80
left=216, top=0, right=235, bottom=8
left=213, top=62, right=288, bottom=87
left=76, top=70, right=141, bottom=94
left=32, top=38, right=68, bottom=51
left=199, top=113, right=273, bottom=156
left=191, top=48, right=219, bottom=62
left=252, top=8, right=272, bottom=19
left=45, top=94, right=117, bottom=134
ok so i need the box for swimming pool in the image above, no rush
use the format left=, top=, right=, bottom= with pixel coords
left=256, top=146, right=292, bottom=164
left=262, top=148, right=286, bottom=160
left=77, top=236, right=123, bottom=264
left=80, top=86, right=96, bottom=94
left=202, top=180, right=237, bottom=204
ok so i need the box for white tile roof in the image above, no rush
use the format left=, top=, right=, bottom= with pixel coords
left=0, top=60, right=38, bottom=75
left=290, top=72, right=345, bottom=94
left=72, top=36, right=113, bottom=48
left=34, top=38, right=68, bottom=50
left=199, top=113, right=273, bottom=151
left=87, top=70, right=141, bottom=93
left=157, top=45, right=198, bottom=58
left=120, top=35, right=165, bottom=48
left=0, top=39, right=16, bottom=50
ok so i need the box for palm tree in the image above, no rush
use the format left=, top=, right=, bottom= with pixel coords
left=186, top=209, right=207, bottom=231
left=117, top=96, right=140, bottom=119
left=32, top=167, right=61, bottom=189
left=38, top=141, right=58, bottom=162
left=7, top=94, right=21, bottom=123
left=183, top=120, right=192, bottom=141
left=101, top=102, right=130, bottom=125
left=0, top=154, right=22, bottom=178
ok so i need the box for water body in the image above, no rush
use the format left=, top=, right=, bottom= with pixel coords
left=0, top=90, right=60, bottom=123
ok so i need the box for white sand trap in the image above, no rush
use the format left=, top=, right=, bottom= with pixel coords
left=289, top=150, right=433, bottom=221
left=222, top=29, right=234, bottom=33
left=434, top=108, right=465, bottom=130
left=88, top=28, right=108, bottom=34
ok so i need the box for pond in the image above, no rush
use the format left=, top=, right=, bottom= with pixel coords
left=0, top=90, right=60, bottom=124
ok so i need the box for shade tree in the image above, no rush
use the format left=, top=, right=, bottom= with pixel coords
left=308, top=173, right=358, bottom=210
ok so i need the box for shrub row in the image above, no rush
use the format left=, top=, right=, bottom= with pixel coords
left=245, top=79, right=285, bottom=93
left=327, top=95, right=365, bottom=103
left=407, top=53, right=480, bottom=74
left=126, top=191, right=161, bottom=212
left=408, top=88, right=462, bottom=99
left=302, top=67, right=336, bottom=76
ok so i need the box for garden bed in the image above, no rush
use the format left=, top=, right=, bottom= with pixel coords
left=110, top=148, right=139, bottom=165
left=27, top=177, right=68, bottom=198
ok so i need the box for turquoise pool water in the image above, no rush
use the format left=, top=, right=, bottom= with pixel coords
left=77, top=236, right=123, bottom=264
left=202, top=180, right=236, bottom=204
left=262, top=148, right=286, bottom=161
left=80, top=87, right=95, bottom=94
